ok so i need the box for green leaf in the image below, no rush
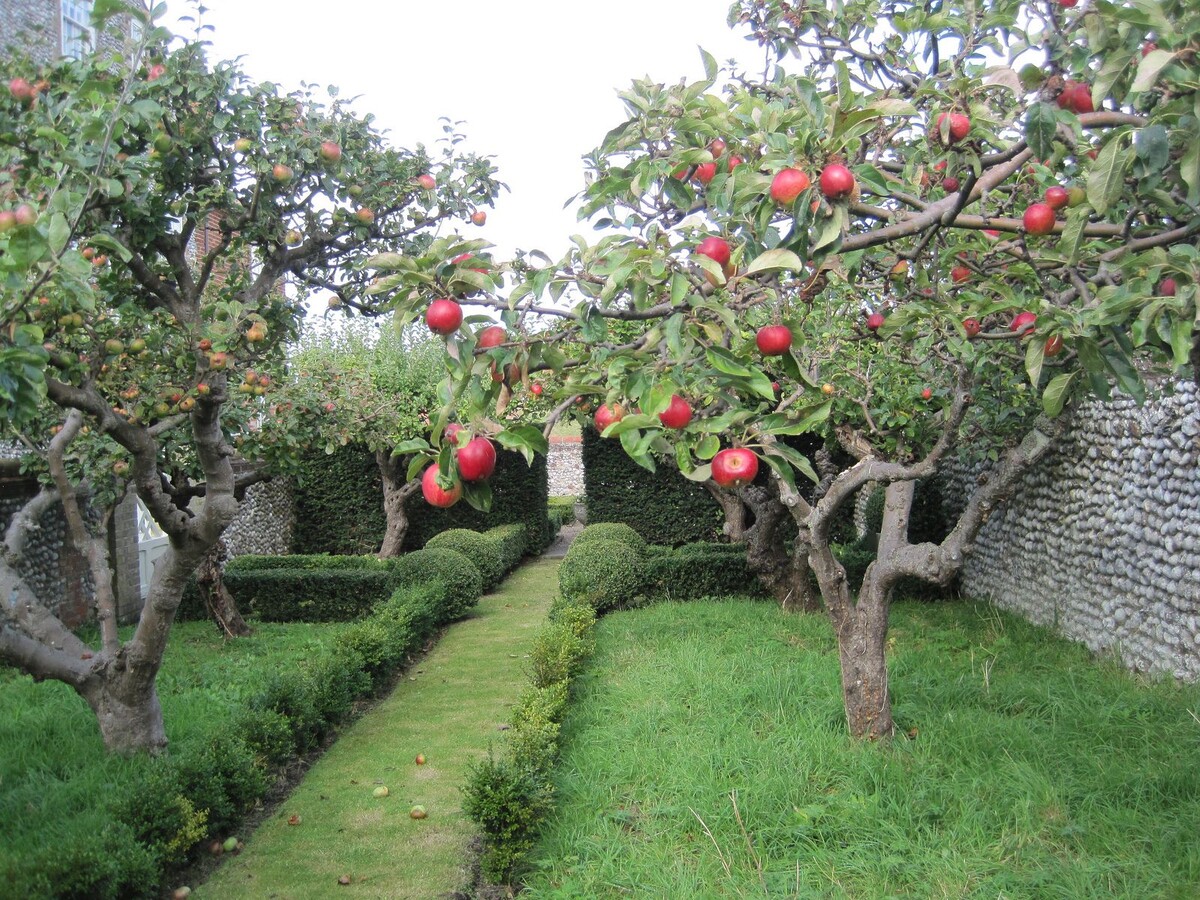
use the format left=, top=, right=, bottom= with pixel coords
left=762, top=440, right=819, bottom=483
left=1060, top=204, right=1090, bottom=266
left=706, top=347, right=752, bottom=377
left=1170, top=318, right=1192, bottom=368
left=1131, top=48, right=1175, bottom=93
left=47, top=213, right=70, bottom=256
left=1042, top=371, right=1076, bottom=416
left=695, top=435, right=720, bottom=460
left=699, top=46, right=718, bottom=84
left=1025, top=336, right=1045, bottom=388
left=744, top=248, right=803, bottom=276
left=1087, top=138, right=1132, bottom=217
left=1024, top=103, right=1059, bottom=162
left=680, top=463, right=713, bottom=482
left=1134, top=124, right=1170, bottom=174
left=392, top=438, right=431, bottom=455
left=462, top=478, right=493, bottom=513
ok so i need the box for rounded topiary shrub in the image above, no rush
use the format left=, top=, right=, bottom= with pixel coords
left=559, top=537, right=644, bottom=613
left=426, top=528, right=504, bottom=590
left=385, top=548, right=483, bottom=622
left=570, top=522, right=647, bottom=556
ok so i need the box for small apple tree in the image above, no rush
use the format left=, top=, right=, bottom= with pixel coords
left=370, top=0, right=1200, bottom=738
left=0, top=5, right=500, bottom=753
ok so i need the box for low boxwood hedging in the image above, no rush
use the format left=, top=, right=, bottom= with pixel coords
left=643, top=542, right=766, bottom=601
left=558, top=534, right=646, bottom=613
left=223, top=568, right=399, bottom=623
left=426, top=529, right=504, bottom=591
left=385, top=547, right=484, bottom=621
left=5, top=580, right=454, bottom=900
left=463, top=594, right=597, bottom=886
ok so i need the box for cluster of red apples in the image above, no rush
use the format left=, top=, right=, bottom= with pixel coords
left=421, top=423, right=497, bottom=508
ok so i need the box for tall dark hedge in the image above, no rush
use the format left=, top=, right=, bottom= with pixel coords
left=581, top=426, right=724, bottom=546
left=402, top=447, right=551, bottom=554
left=292, top=444, right=386, bottom=555
left=292, top=444, right=551, bottom=556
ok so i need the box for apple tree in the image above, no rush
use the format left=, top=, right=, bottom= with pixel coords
left=369, top=0, right=1200, bottom=739
left=0, top=4, right=500, bottom=753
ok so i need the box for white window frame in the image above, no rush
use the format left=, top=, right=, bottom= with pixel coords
left=61, top=0, right=96, bottom=60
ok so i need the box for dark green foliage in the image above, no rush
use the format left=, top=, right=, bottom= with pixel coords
left=426, top=529, right=503, bottom=590
left=291, top=445, right=552, bottom=556
left=643, top=542, right=767, bottom=601
left=558, top=537, right=645, bottom=612
left=581, top=426, right=723, bottom=545
left=486, top=523, right=529, bottom=574
left=528, top=615, right=594, bottom=689
left=12, top=818, right=161, bottom=900
left=223, top=568, right=397, bottom=622
left=404, top=447, right=552, bottom=553
left=227, top=553, right=385, bottom=572
left=834, top=538, right=877, bottom=592
left=385, top=548, right=482, bottom=621
left=547, top=496, right=577, bottom=526
left=571, top=521, right=648, bottom=554
left=292, top=444, right=387, bottom=555
left=463, top=751, right=554, bottom=884
left=167, top=728, right=269, bottom=838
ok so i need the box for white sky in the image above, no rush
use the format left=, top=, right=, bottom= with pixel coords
left=164, top=1, right=767, bottom=262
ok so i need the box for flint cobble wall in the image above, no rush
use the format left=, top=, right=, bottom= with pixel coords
left=941, top=381, right=1200, bottom=680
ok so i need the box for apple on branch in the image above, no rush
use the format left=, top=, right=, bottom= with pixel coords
left=711, top=448, right=758, bottom=488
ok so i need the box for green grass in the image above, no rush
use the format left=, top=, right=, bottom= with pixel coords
left=193, top=558, right=560, bottom=899
left=0, top=620, right=351, bottom=885
left=521, top=598, right=1200, bottom=899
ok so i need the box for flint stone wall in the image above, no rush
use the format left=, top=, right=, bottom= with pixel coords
left=940, top=380, right=1200, bottom=681
left=548, top=438, right=584, bottom=498
left=222, top=478, right=294, bottom=557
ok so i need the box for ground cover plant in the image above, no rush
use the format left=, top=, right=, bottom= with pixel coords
left=520, top=598, right=1200, bottom=898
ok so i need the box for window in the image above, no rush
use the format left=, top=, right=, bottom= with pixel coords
left=61, top=0, right=95, bottom=60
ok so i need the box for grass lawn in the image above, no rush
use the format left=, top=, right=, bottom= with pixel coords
left=193, top=558, right=559, bottom=899
left=521, top=598, right=1200, bottom=898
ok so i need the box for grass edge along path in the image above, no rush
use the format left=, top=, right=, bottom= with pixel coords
left=194, top=557, right=560, bottom=899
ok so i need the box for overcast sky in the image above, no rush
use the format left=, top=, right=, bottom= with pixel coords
left=163, top=1, right=766, bottom=262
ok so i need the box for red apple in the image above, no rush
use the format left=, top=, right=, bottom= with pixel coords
left=354, top=207, right=375, bottom=224
left=694, top=162, right=717, bottom=185
left=8, top=77, right=34, bottom=103
left=426, top=298, right=463, bottom=335
left=727, top=155, right=744, bottom=172
left=271, top=163, right=293, bottom=183
left=770, top=168, right=811, bottom=205
left=1057, top=81, right=1094, bottom=114
left=1044, top=186, right=1070, bottom=210
left=755, top=324, right=792, bottom=356
left=1044, top=334, right=1064, bottom=357
left=319, top=141, right=342, bottom=164
left=444, top=423, right=464, bottom=444
left=421, top=464, right=461, bottom=508
left=695, top=236, right=731, bottom=267
left=962, top=317, right=982, bottom=338
left=470, top=210, right=487, bottom=226
left=1159, top=277, right=1177, bottom=296
left=658, top=394, right=693, bottom=429
left=1022, top=202, right=1056, bottom=236
left=818, top=163, right=855, bottom=200
left=1010, top=311, right=1038, bottom=335
left=935, top=112, right=970, bottom=144
left=530, top=382, right=543, bottom=396
left=709, top=138, right=726, bottom=159
left=921, top=387, right=933, bottom=400
left=416, top=173, right=436, bottom=190
left=594, top=403, right=625, bottom=432
left=711, top=448, right=759, bottom=488
left=942, top=176, right=960, bottom=192
left=866, top=312, right=885, bottom=331
left=477, top=325, right=506, bottom=348
left=457, top=437, right=497, bottom=481
left=951, top=264, right=972, bottom=284
left=13, top=203, right=37, bottom=226
left=146, top=64, right=166, bottom=81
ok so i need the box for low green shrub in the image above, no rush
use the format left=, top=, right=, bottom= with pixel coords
left=426, top=529, right=504, bottom=590
left=643, top=542, right=765, bottom=601
left=226, top=553, right=385, bottom=572
left=223, top=568, right=397, bottom=622
left=385, top=548, right=482, bottom=622
left=486, top=522, right=529, bottom=574
left=528, top=618, right=592, bottom=689
left=463, top=751, right=554, bottom=885
left=558, top=537, right=645, bottom=612
left=571, top=522, right=647, bottom=555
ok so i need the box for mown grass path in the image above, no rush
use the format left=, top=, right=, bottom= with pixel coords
left=194, top=558, right=560, bottom=900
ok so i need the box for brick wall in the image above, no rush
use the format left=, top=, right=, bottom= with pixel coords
left=1, top=0, right=134, bottom=65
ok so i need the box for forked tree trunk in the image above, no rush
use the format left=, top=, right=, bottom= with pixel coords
left=833, top=590, right=893, bottom=739
left=195, top=539, right=251, bottom=638
left=378, top=449, right=421, bottom=558
left=80, top=655, right=168, bottom=754
left=740, top=483, right=821, bottom=612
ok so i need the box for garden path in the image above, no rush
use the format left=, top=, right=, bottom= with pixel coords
left=191, top=552, right=566, bottom=899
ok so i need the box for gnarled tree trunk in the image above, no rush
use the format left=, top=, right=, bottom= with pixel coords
left=377, top=449, right=421, bottom=558
left=739, top=482, right=820, bottom=612
left=196, top=538, right=251, bottom=637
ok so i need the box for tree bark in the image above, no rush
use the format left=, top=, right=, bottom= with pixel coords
left=739, top=482, right=820, bottom=612
left=377, top=449, right=421, bottom=558
left=704, top=482, right=747, bottom=541
left=195, top=539, right=251, bottom=638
